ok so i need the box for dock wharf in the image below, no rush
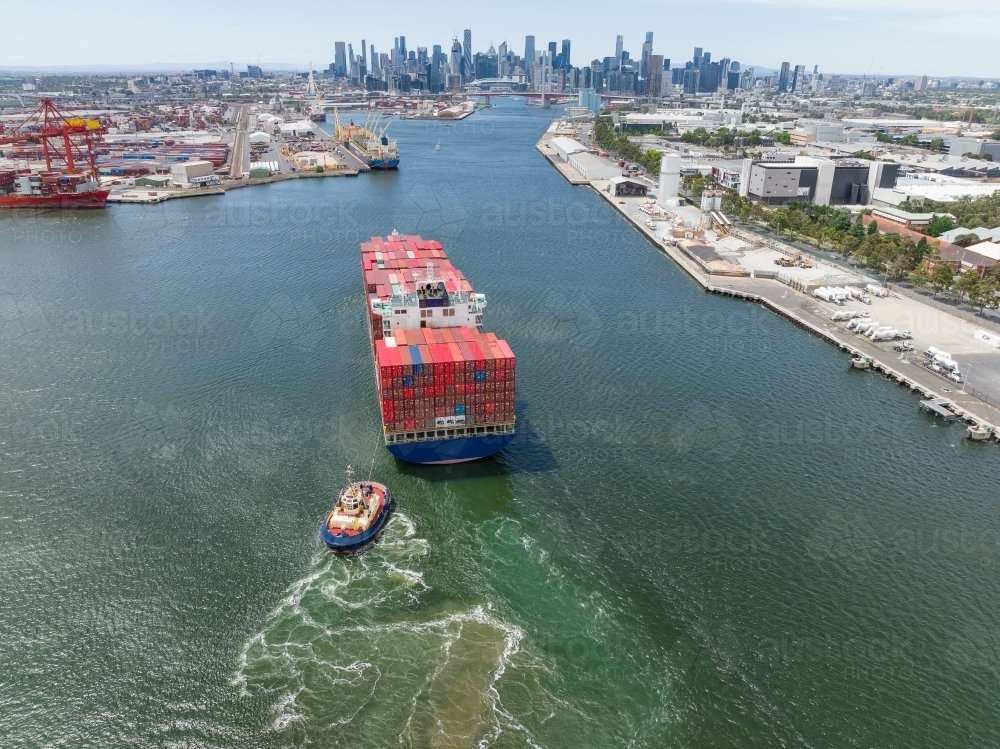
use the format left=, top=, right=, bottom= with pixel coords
left=536, top=128, right=1000, bottom=442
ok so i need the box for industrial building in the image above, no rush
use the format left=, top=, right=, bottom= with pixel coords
left=608, top=176, right=648, bottom=197
left=548, top=136, right=587, bottom=162
left=568, top=152, right=620, bottom=180
left=170, top=160, right=217, bottom=187
left=739, top=156, right=899, bottom=206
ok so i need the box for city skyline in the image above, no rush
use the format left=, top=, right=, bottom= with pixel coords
left=1, top=0, right=998, bottom=77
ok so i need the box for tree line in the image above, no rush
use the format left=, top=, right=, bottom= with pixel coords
left=592, top=116, right=662, bottom=174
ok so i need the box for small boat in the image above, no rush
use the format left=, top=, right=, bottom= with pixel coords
left=320, top=467, right=393, bottom=554
left=850, top=355, right=871, bottom=370
left=435, top=140, right=441, bottom=151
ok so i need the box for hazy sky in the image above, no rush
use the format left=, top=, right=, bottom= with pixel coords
left=2, top=0, right=997, bottom=77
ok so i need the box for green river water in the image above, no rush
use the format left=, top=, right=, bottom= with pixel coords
left=2, top=99, right=999, bottom=748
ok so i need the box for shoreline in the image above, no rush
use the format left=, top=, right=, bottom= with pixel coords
left=537, top=127, right=1000, bottom=439
left=106, top=168, right=359, bottom=204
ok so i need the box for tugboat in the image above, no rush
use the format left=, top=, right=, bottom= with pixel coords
left=320, top=466, right=393, bottom=555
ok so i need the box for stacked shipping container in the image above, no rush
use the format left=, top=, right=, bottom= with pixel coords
left=374, top=327, right=516, bottom=431
left=362, top=234, right=516, bottom=438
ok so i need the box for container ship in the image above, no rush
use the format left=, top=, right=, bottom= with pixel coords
left=335, top=109, right=399, bottom=170
left=363, top=232, right=515, bottom=464
left=0, top=170, right=109, bottom=208
left=0, top=98, right=109, bottom=209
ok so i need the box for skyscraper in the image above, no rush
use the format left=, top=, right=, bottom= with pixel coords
left=399, top=36, right=407, bottom=61
left=647, top=54, right=663, bottom=100
left=791, top=64, right=805, bottom=92
left=778, top=62, right=791, bottom=92
left=693, top=47, right=703, bottom=68
left=463, top=29, right=473, bottom=81
left=640, top=32, right=653, bottom=79
left=561, top=39, right=571, bottom=70
left=683, top=68, right=700, bottom=95
left=450, top=38, right=463, bottom=77
left=334, top=42, right=346, bottom=77
left=524, top=36, right=535, bottom=84
left=360, top=39, right=367, bottom=78
left=615, top=35, right=623, bottom=63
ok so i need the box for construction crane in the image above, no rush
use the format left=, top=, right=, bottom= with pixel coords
left=0, top=97, right=106, bottom=177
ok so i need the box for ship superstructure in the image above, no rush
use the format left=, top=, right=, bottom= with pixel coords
left=362, top=233, right=515, bottom=464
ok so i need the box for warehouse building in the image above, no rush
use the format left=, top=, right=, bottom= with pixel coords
left=549, top=136, right=587, bottom=162
left=739, top=156, right=898, bottom=206
left=170, top=160, right=218, bottom=187
left=568, top=152, right=621, bottom=180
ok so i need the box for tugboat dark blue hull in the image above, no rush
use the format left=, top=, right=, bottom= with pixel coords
left=320, top=491, right=393, bottom=554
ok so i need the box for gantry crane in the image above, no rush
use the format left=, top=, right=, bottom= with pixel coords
left=0, top=97, right=106, bottom=176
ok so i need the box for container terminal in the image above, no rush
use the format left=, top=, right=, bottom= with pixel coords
left=0, top=85, right=484, bottom=206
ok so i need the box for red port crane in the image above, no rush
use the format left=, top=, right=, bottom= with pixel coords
left=0, top=97, right=106, bottom=177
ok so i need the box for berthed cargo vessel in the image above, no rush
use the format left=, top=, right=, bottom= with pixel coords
left=335, top=109, right=399, bottom=170
left=0, top=171, right=109, bottom=209
left=362, top=232, right=515, bottom=464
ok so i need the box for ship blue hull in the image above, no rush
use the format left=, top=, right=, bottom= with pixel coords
left=387, top=433, right=514, bottom=464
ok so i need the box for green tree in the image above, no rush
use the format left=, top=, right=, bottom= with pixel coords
left=978, top=275, right=1000, bottom=314
left=993, top=130, right=1000, bottom=141
left=899, top=134, right=919, bottom=146
left=829, top=210, right=853, bottom=232
left=774, top=132, right=792, bottom=145
left=952, top=269, right=980, bottom=303
left=909, top=266, right=931, bottom=288
left=929, top=138, right=947, bottom=153
left=925, top=214, right=955, bottom=237
left=930, top=262, right=955, bottom=298
left=868, top=220, right=879, bottom=236
left=851, top=214, right=867, bottom=241
left=952, top=233, right=981, bottom=247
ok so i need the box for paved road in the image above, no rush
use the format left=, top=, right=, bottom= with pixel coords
left=229, top=106, right=248, bottom=179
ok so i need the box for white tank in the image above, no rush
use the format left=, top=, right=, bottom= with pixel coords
left=658, top=153, right=681, bottom=205
left=934, top=354, right=959, bottom=371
